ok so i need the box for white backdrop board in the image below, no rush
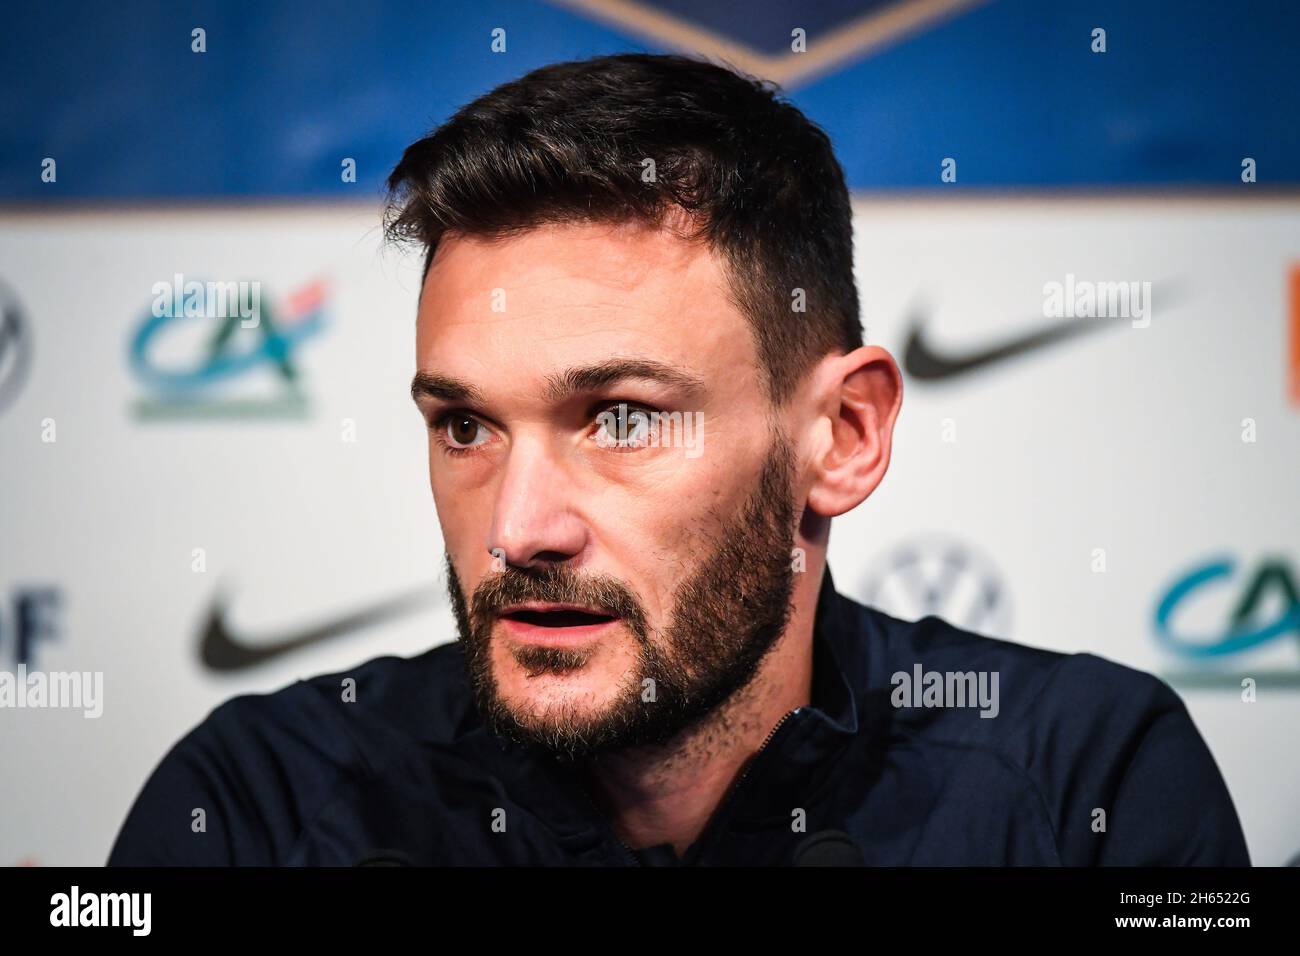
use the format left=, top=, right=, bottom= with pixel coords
left=1, top=197, right=1297, bottom=865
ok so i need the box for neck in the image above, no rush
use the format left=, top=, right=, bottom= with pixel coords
left=582, top=558, right=825, bottom=857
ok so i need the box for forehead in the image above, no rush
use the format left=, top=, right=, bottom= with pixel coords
left=415, top=221, right=757, bottom=389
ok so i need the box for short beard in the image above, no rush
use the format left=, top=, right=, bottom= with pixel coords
left=447, top=432, right=798, bottom=761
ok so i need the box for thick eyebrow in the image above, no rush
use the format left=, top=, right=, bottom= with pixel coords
left=410, top=371, right=484, bottom=406
left=412, top=360, right=705, bottom=408
left=542, top=359, right=705, bottom=403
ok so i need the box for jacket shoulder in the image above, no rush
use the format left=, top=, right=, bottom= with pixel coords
left=108, top=642, right=473, bottom=865
left=855, top=605, right=1249, bottom=864
left=859, top=604, right=1182, bottom=729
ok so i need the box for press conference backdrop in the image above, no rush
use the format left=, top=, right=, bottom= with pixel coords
left=2, top=0, right=1298, bottom=865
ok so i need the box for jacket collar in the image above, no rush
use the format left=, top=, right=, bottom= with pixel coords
left=804, top=564, right=865, bottom=738
left=702, top=564, right=868, bottom=833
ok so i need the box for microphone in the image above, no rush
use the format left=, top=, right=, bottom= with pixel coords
left=354, top=849, right=414, bottom=866
left=793, top=830, right=865, bottom=866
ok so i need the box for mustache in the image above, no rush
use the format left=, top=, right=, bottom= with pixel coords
left=470, top=564, right=648, bottom=635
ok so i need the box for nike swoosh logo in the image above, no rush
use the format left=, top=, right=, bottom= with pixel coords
left=903, top=312, right=1111, bottom=381
left=902, top=283, right=1183, bottom=382
left=200, top=586, right=441, bottom=671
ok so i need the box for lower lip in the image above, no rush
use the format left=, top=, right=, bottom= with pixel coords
left=497, top=615, right=621, bottom=646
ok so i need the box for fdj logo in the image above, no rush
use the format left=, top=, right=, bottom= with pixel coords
left=129, top=278, right=328, bottom=420
left=1155, top=556, right=1300, bottom=688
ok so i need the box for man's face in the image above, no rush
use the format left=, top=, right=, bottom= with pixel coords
left=414, top=221, right=799, bottom=758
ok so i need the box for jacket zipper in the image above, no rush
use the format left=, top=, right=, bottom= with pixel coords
left=675, top=706, right=804, bottom=865
left=577, top=707, right=804, bottom=866
left=576, top=780, right=643, bottom=866
left=711, top=706, right=802, bottom=823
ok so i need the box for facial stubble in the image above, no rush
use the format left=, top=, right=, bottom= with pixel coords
left=446, top=434, right=798, bottom=760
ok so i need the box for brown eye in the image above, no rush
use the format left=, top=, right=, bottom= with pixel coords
left=594, top=403, right=657, bottom=448
left=444, top=414, right=486, bottom=449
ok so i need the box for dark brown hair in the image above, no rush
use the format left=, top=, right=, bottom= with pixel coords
left=385, top=53, right=862, bottom=403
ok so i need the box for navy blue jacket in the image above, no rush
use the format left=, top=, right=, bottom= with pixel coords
left=108, top=570, right=1250, bottom=866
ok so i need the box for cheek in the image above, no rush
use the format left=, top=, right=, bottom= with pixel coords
left=596, top=464, right=743, bottom=612
left=429, top=471, right=495, bottom=563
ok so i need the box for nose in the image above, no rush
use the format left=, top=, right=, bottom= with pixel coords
left=486, top=436, right=588, bottom=570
